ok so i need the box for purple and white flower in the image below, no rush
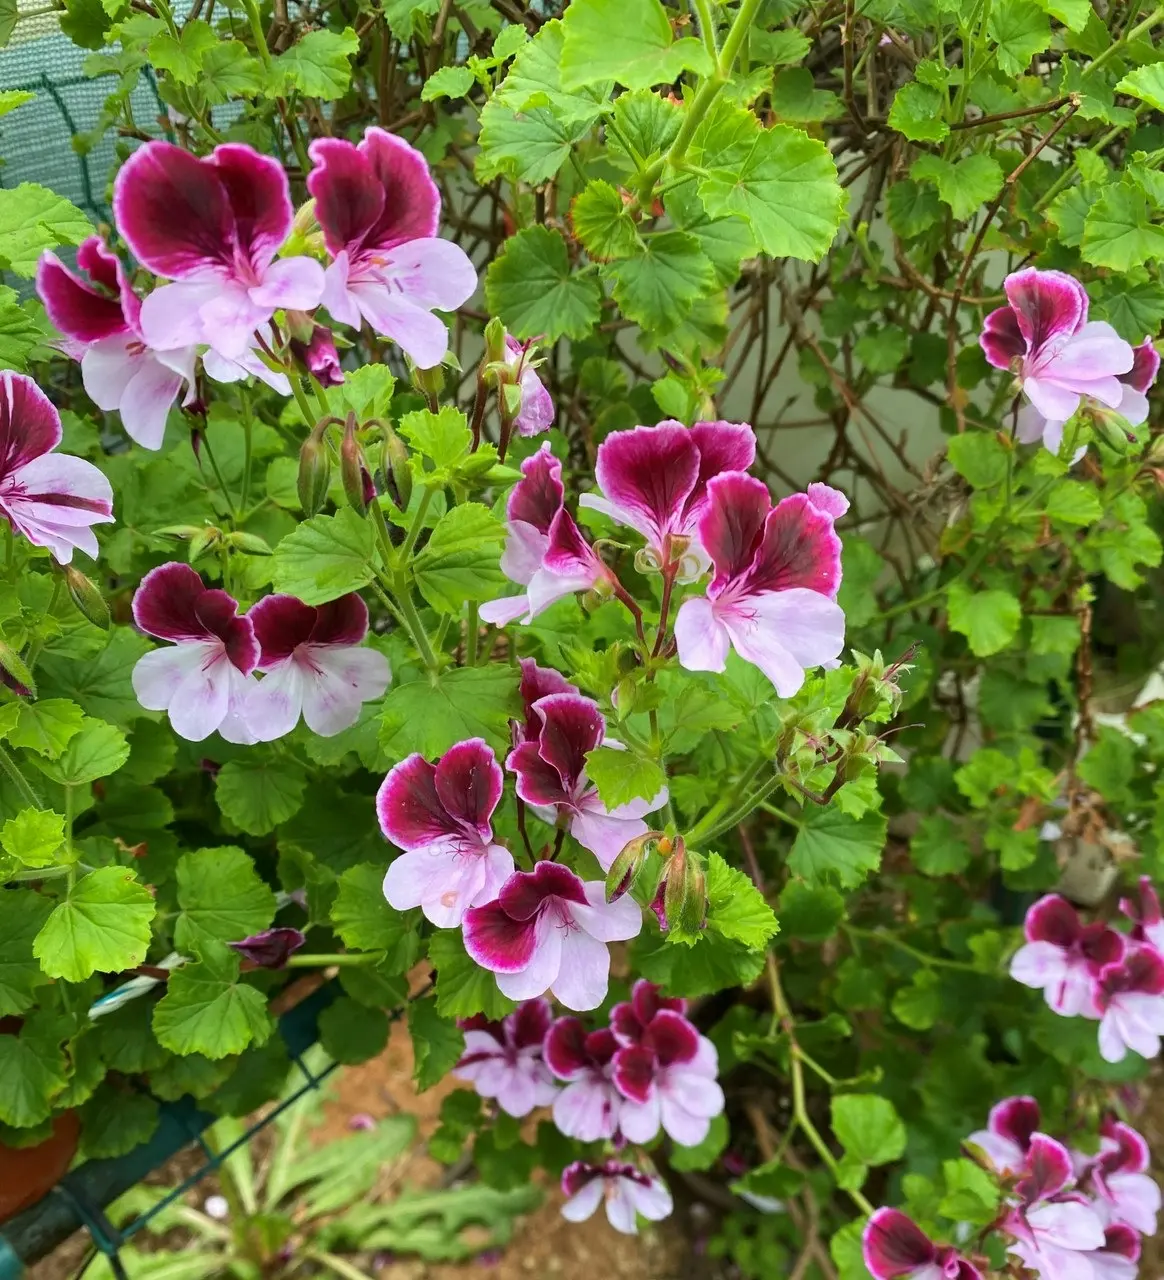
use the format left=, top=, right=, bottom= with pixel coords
left=453, top=998, right=559, bottom=1117
left=513, top=657, right=579, bottom=747
left=862, top=1208, right=982, bottom=1280
left=462, top=861, right=641, bottom=1011
left=507, top=692, right=668, bottom=871
left=130, top=562, right=258, bottom=743
left=611, top=979, right=686, bottom=1045
left=1094, top=947, right=1164, bottom=1064
left=0, top=372, right=114, bottom=564
left=306, top=127, right=476, bottom=369
left=1089, top=1225, right=1141, bottom=1280
left=1009, top=894, right=1126, bottom=1018
left=967, top=1095, right=1041, bottom=1175
left=544, top=1016, right=623, bottom=1142
left=559, top=1161, right=672, bottom=1235
left=246, top=592, right=390, bottom=740
left=379, top=738, right=514, bottom=928
left=674, top=471, right=847, bottom=698
left=1082, top=1118, right=1160, bottom=1236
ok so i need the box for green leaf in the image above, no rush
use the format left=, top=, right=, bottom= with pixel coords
left=559, top=0, right=712, bottom=91
left=1081, top=180, right=1164, bottom=272
left=0, top=1019, right=67, bottom=1128
left=429, top=928, right=516, bottom=1020
left=216, top=757, right=306, bottom=835
left=408, top=996, right=464, bottom=1091
left=886, top=179, right=943, bottom=239
left=39, top=628, right=153, bottom=726
left=778, top=880, right=845, bottom=941
left=0, top=184, right=92, bottom=277
left=988, top=0, right=1051, bottom=75
left=397, top=405, right=472, bottom=484
left=1032, top=0, right=1090, bottom=29
left=33, top=866, right=156, bottom=982
left=788, top=807, right=886, bottom=889
left=947, top=432, right=1009, bottom=488
left=855, top=325, right=909, bottom=375
left=0, top=288, right=48, bottom=371
left=1091, top=278, right=1164, bottom=344
left=380, top=665, right=521, bottom=760
left=272, top=509, right=376, bottom=605
left=911, top=153, right=1004, bottom=221
left=174, top=846, right=277, bottom=951
left=572, top=180, right=640, bottom=260
left=332, top=863, right=421, bottom=972
left=152, top=942, right=273, bottom=1059
left=201, top=42, right=264, bottom=104
left=771, top=67, right=841, bottom=122
left=7, top=698, right=84, bottom=758
left=1116, top=63, right=1164, bottom=111
left=584, top=745, right=666, bottom=809
left=891, top=968, right=943, bottom=1030
left=1045, top=479, right=1103, bottom=526
left=0, top=0, right=15, bottom=46
left=632, top=921, right=765, bottom=996
left=0, top=890, right=53, bottom=1015
left=477, top=101, right=592, bottom=184
left=79, top=1086, right=159, bottom=1159
left=888, top=81, right=950, bottom=142
left=705, top=853, right=778, bottom=949
left=603, top=231, right=717, bottom=334
left=319, top=997, right=390, bottom=1064
left=608, top=88, right=681, bottom=166
left=690, top=103, right=845, bottom=262
left=669, top=1112, right=729, bottom=1171
left=910, top=814, right=972, bottom=876
left=836, top=538, right=885, bottom=629
left=413, top=503, right=506, bottom=613
left=148, top=18, right=217, bottom=83
left=275, top=26, right=360, bottom=99
left=664, top=184, right=755, bottom=287
left=0, top=91, right=33, bottom=117
left=494, top=19, right=610, bottom=126
left=485, top=226, right=602, bottom=343
left=830, top=1221, right=867, bottom=1280
left=32, top=717, right=129, bottom=785
left=1077, top=726, right=1138, bottom=803
left=947, top=583, right=1022, bottom=656
left=0, top=808, right=65, bottom=868
left=422, top=64, right=475, bottom=101
left=831, top=1094, right=907, bottom=1166
left=939, top=1158, right=1001, bottom=1224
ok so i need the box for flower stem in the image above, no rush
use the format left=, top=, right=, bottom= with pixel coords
left=394, top=586, right=439, bottom=670
left=290, top=376, right=317, bottom=429
left=399, top=487, right=434, bottom=561
left=284, top=952, right=385, bottom=967
left=241, top=0, right=273, bottom=69
left=0, top=745, right=43, bottom=811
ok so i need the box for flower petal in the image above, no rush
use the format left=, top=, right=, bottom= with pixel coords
left=377, top=753, right=463, bottom=849
left=553, top=1078, right=621, bottom=1141
left=248, top=255, right=325, bottom=311
left=508, top=996, right=554, bottom=1051
left=568, top=880, right=643, bottom=943
left=507, top=441, right=564, bottom=532
left=675, top=596, right=731, bottom=673
left=989, top=1095, right=1041, bottom=1152
left=1004, top=268, right=1089, bottom=351
left=1125, top=339, right=1160, bottom=395
left=592, top=422, right=701, bottom=547
left=161, top=644, right=234, bottom=741
left=518, top=657, right=578, bottom=742
left=545, top=1016, right=592, bottom=1079
left=1018, top=1133, right=1075, bottom=1204
left=210, top=142, right=295, bottom=274
left=433, top=737, right=503, bottom=839
left=245, top=658, right=304, bottom=742
left=380, top=237, right=477, bottom=313
left=309, top=593, right=369, bottom=647
left=499, top=862, right=589, bottom=919
left=347, top=281, right=452, bottom=370
left=641, top=1009, right=700, bottom=1067
left=36, top=248, right=127, bottom=343
left=743, top=491, right=844, bottom=599
left=551, top=925, right=614, bottom=1011
left=559, top=1172, right=605, bottom=1224
left=862, top=1208, right=936, bottom=1280
left=249, top=594, right=318, bottom=667
left=507, top=740, right=572, bottom=807
left=298, top=645, right=390, bottom=737
left=980, top=304, right=1027, bottom=369
left=721, top=589, right=846, bottom=697
left=118, top=355, right=187, bottom=451
left=0, top=372, right=62, bottom=474
left=531, top=693, right=605, bottom=797
left=463, top=898, right=542, bottom=975
left=698, top=470, right=770, bottom=588
left=1024, top=895, right=1082, bottom=946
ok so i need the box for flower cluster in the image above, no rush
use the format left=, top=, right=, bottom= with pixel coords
left=452, top=982, right=722, bottom=1234
left=1010, top=882, right=1164, bottom=1063
left=130, top=564, right=390, bottom=743
left=865, top=1097, right=1160, bottom=1280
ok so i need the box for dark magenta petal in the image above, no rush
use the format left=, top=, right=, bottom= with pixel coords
left=518, top=658, right=577, bottom=742
left=632, top=978, right=685, bottom=1023
left=1023, top=894, right=1082, bottom=947
left=532, top=693, right=605, bottom=796
left=457, top=1013, right=503, bottom=1037
left=227, top=926, right=305, bottom=969
left=988, top=1096, right=1040, bottom=1151
left=543, top=508, right=602, bottom=580
left=1003, top=267, right=1088, bottom=352
left=498, top=861, right=587, bottom=920
left=248, top=593, right=318, bottom=668
left=193, top=590, right=259, bottom=673
left=210, top=143, right=293, bottom=274
left=433, top=738, right=502, bottom=838
left=36, top=249, right=128, bottom=344
left=610, top=1002, right=642, bottom=1044
left=1125, top=340, right=1160, bottom=394
left=742, top=491, right=843, bottom=599
left=307, top=136, right=387, bottom=259
left=360, top=128, right=442, bottom=251
left=507, top=442, right=564, bottom=533
left=640, top=1009, right=700, bottom=1067
left=114, top=141, right=235, bottom=278
left=594, top=422, right=701, bottom=542
left=463, top=898, right=540, bottom=973
left=76, top=236, right=120, bottom=293
left=293, top=325, right=343, bottom=387
left=612, top=1044, right=656, bottom=1103
left=509, top=997, right=553, bottom=1051
left=1017, top=1133, right=1073, bottom=1204
left=545, top=1016, right=590, bottom=1078
left=1099, top=947, right=1164, bottom=1000
left=309, top=592, right=369, bottom=647
left=1103, top=1225, right=1141, bottom=1261
left=699, top=471, right=770, bottom=590
left=1079, top=923, right=1126, bottom=970
left=561, top=1161, right=602, bottom=1199
left=587, top=1027, right=618, bottom=1065
left=862, top=1208, right=936, bottom=1279
left=0, top=372, right=62, bottom=478
left=1099, top=1120, right=1150, bottom=1175
left=507, top=740, right=572, bottom=808
left=684, top=420, right=756, bottom=521
left=376, top=753, right=462, bottom=848
left=1120, top=876, right=1163, bottom=934
left=980, top=305, right=1026, bottom=370
left=133, top=561, right=215, bottom=642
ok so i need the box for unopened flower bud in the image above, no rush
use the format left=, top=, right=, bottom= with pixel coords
left=656, top=838, right=708, bottom=937
left=284, top=308, right=316, bottom=345
left=298, top=422, right=332, bottom=517
left=284, top=199, right=323, bottom=257
left=1092, top=409, right=1136, bottom=455
left=291, top=324, right=343, bottom=388
left=606, top=831, right=665, bottom=902
left=227, top=926, right=305, bottom=970
left=188, top=527, right=220, bottom=564
left=341, top=413, right=370, bottom=516
left=411, top=360, right=445, bottom=409
left=0, top=639, right=35, bottom=699
left=382, top=427, right=413, bottom=513
left=63, top=564, right=110, bottom=630
left=484, top=316, right=507, bottom=367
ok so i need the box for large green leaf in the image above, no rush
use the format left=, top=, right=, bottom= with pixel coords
left=0, top=808, right=66, bottom=868
left=33, top=866, right=156, bottom=982
left=559, top=0, right=711, bottom=91
left=831, top=1094, right=907, bottom=1166
left=0, top=287, right=47, bottom=371
left=413, top=503, right=506, bottom=613
left=1081, top=180, right=1164, bottom=272
left=152, top=942, right=273, bottom=1059
left=911, top=154, right=1004, bottom=221
left=274, top=26, right=360, bottom=99
left=331, top=863, right=422, bottom=971
left=379, top=664, right=521, bottom=760
left=584, top=745, right=666, bottom=809
left=216, top=757, right=307, bottom=835
left=0, top=1017, right=68, bottom=1128
left=174, top=847, right=277, bottom=950
left=0, top=890, right=53, bottom=1016
left=429, top=928, right=516, bottom=1020
left=272, top=509, right=376, bottom=605
left=407, top=995, right=464, bottom=1091
left=32, top=717, right=130, bottom=785
left=987, top=0, right=1050, bottom=76
left=602, top=231, right=717, bottom=335
left=946, top=583, right=1022, bottom=656
left=485, top=226, right=602, bottom=343
left=705, top=853, right=779, bottom=950
left=477, top=101, right=592, bottom=184
left=0, top=185, right=92, bottom=277
left=787, top=807, right=886, bottom=889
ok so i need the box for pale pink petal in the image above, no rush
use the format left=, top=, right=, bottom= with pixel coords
left=379, top=238, right=478, bottom=312
left=1023, top=377, right=1082, bottom=424
left=245, top=659, right=304, bottom=742
left=138, top=279, right=221, bottom=350
left=1028, top=1202, right=1106, bottom=1252
left=298, top=645, right=391, bottom=736
left=568, top=882, right=643, bottom=943
left=659, top=1097, right=711, bottom=1146
left=479, top=594, right=533, bottom=626
left=560, top=1178, right=605, bottom=1224
left=721, top=589, right=845, bottom=697
left=569, top=802, right=649, bottom=871
left=500, top=519, right=549, bottom=586
left=618, top=1094, right=662, bottom=1144
left=119, top=356, right=186, bottom=450
left=551, top=926, right=614, bottom=1011
left=966, top=1129, right=1026, bottom=1174
left=1015, top=403, right=1048, bottom=444
left=248, top=255, right=325, bottom=310
left=320, top=253, right=362, bottom=328
left=80, top=336, right=140, bottom=412
left=382, top=842, right=488, bottom=928
left=495, top=913, right=564, bottom=1002
left=553, top=1079, right=621, bottom=1141
left=603, top=1180, right=640, bottom=1235
left=674, top=596, right=731, bottom=673
left=218, top=666, right=259, bottom=745
left=1105, top=1171, right=1160, bottom=1234
left=133, top=642, right=232, bottom=741
left=1115, top=385, right=1149, bottom=426
left=348, top=282, right=451, bottom=369
left=626, top=1177, right=673, bottom=1223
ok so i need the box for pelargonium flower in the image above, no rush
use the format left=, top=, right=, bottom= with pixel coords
left=514, top=657, right=578, bottom=746
left=507, top=692, right=668, bottom=870
left=306, top=127, right=476, bottom=369
left=114, top=141, right=325, bottom=361
left=0, top=372, right=114, bottom=564
left=674, top=471, right=846, bottom=697
left=130, top=562, right=258, bottom=743
left=1009, top=894, right=1126, bottom=1018
left=967, top=1095, right=1041, bottom=1175
left=612, top=1009, right=724, bottom=1147
left=862, top=1208, right=982, bottom=1280
left=544, top=1016, right=623, bottom=1141
left=559, top=1161, right=672, bottom=1235
left=1119, top=876, right=1164, bottom=952
left=980, top=269, right=1135, bottom=453
left=1094, top=947, right=1164, bottom=1063
left=579, top=419, right=756, bottom=578
left=1003, top=1133, right=1106, bottom=1280
left=245, top=592, right=390, bottom=740
left=611, top=979, right=686, bottom=1045
left=1089, top=1224, right=1141, bottom=1280
left=379, top=738, right=514, bottom=928
left=463, top=861, right=641, bottom=1011
left=1083, top=1118, right=1161, bottom=1235
left=291, top=324, right=343, bottom=388
left=479, top=444, right=608, bottom=626
left=228, top=926, right=305, bottom=969
left=37, top=238, right=197, bottom=451
left=503, top=336, right=554, bottom=436
left=453, top=998, right=559, bottom=1117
